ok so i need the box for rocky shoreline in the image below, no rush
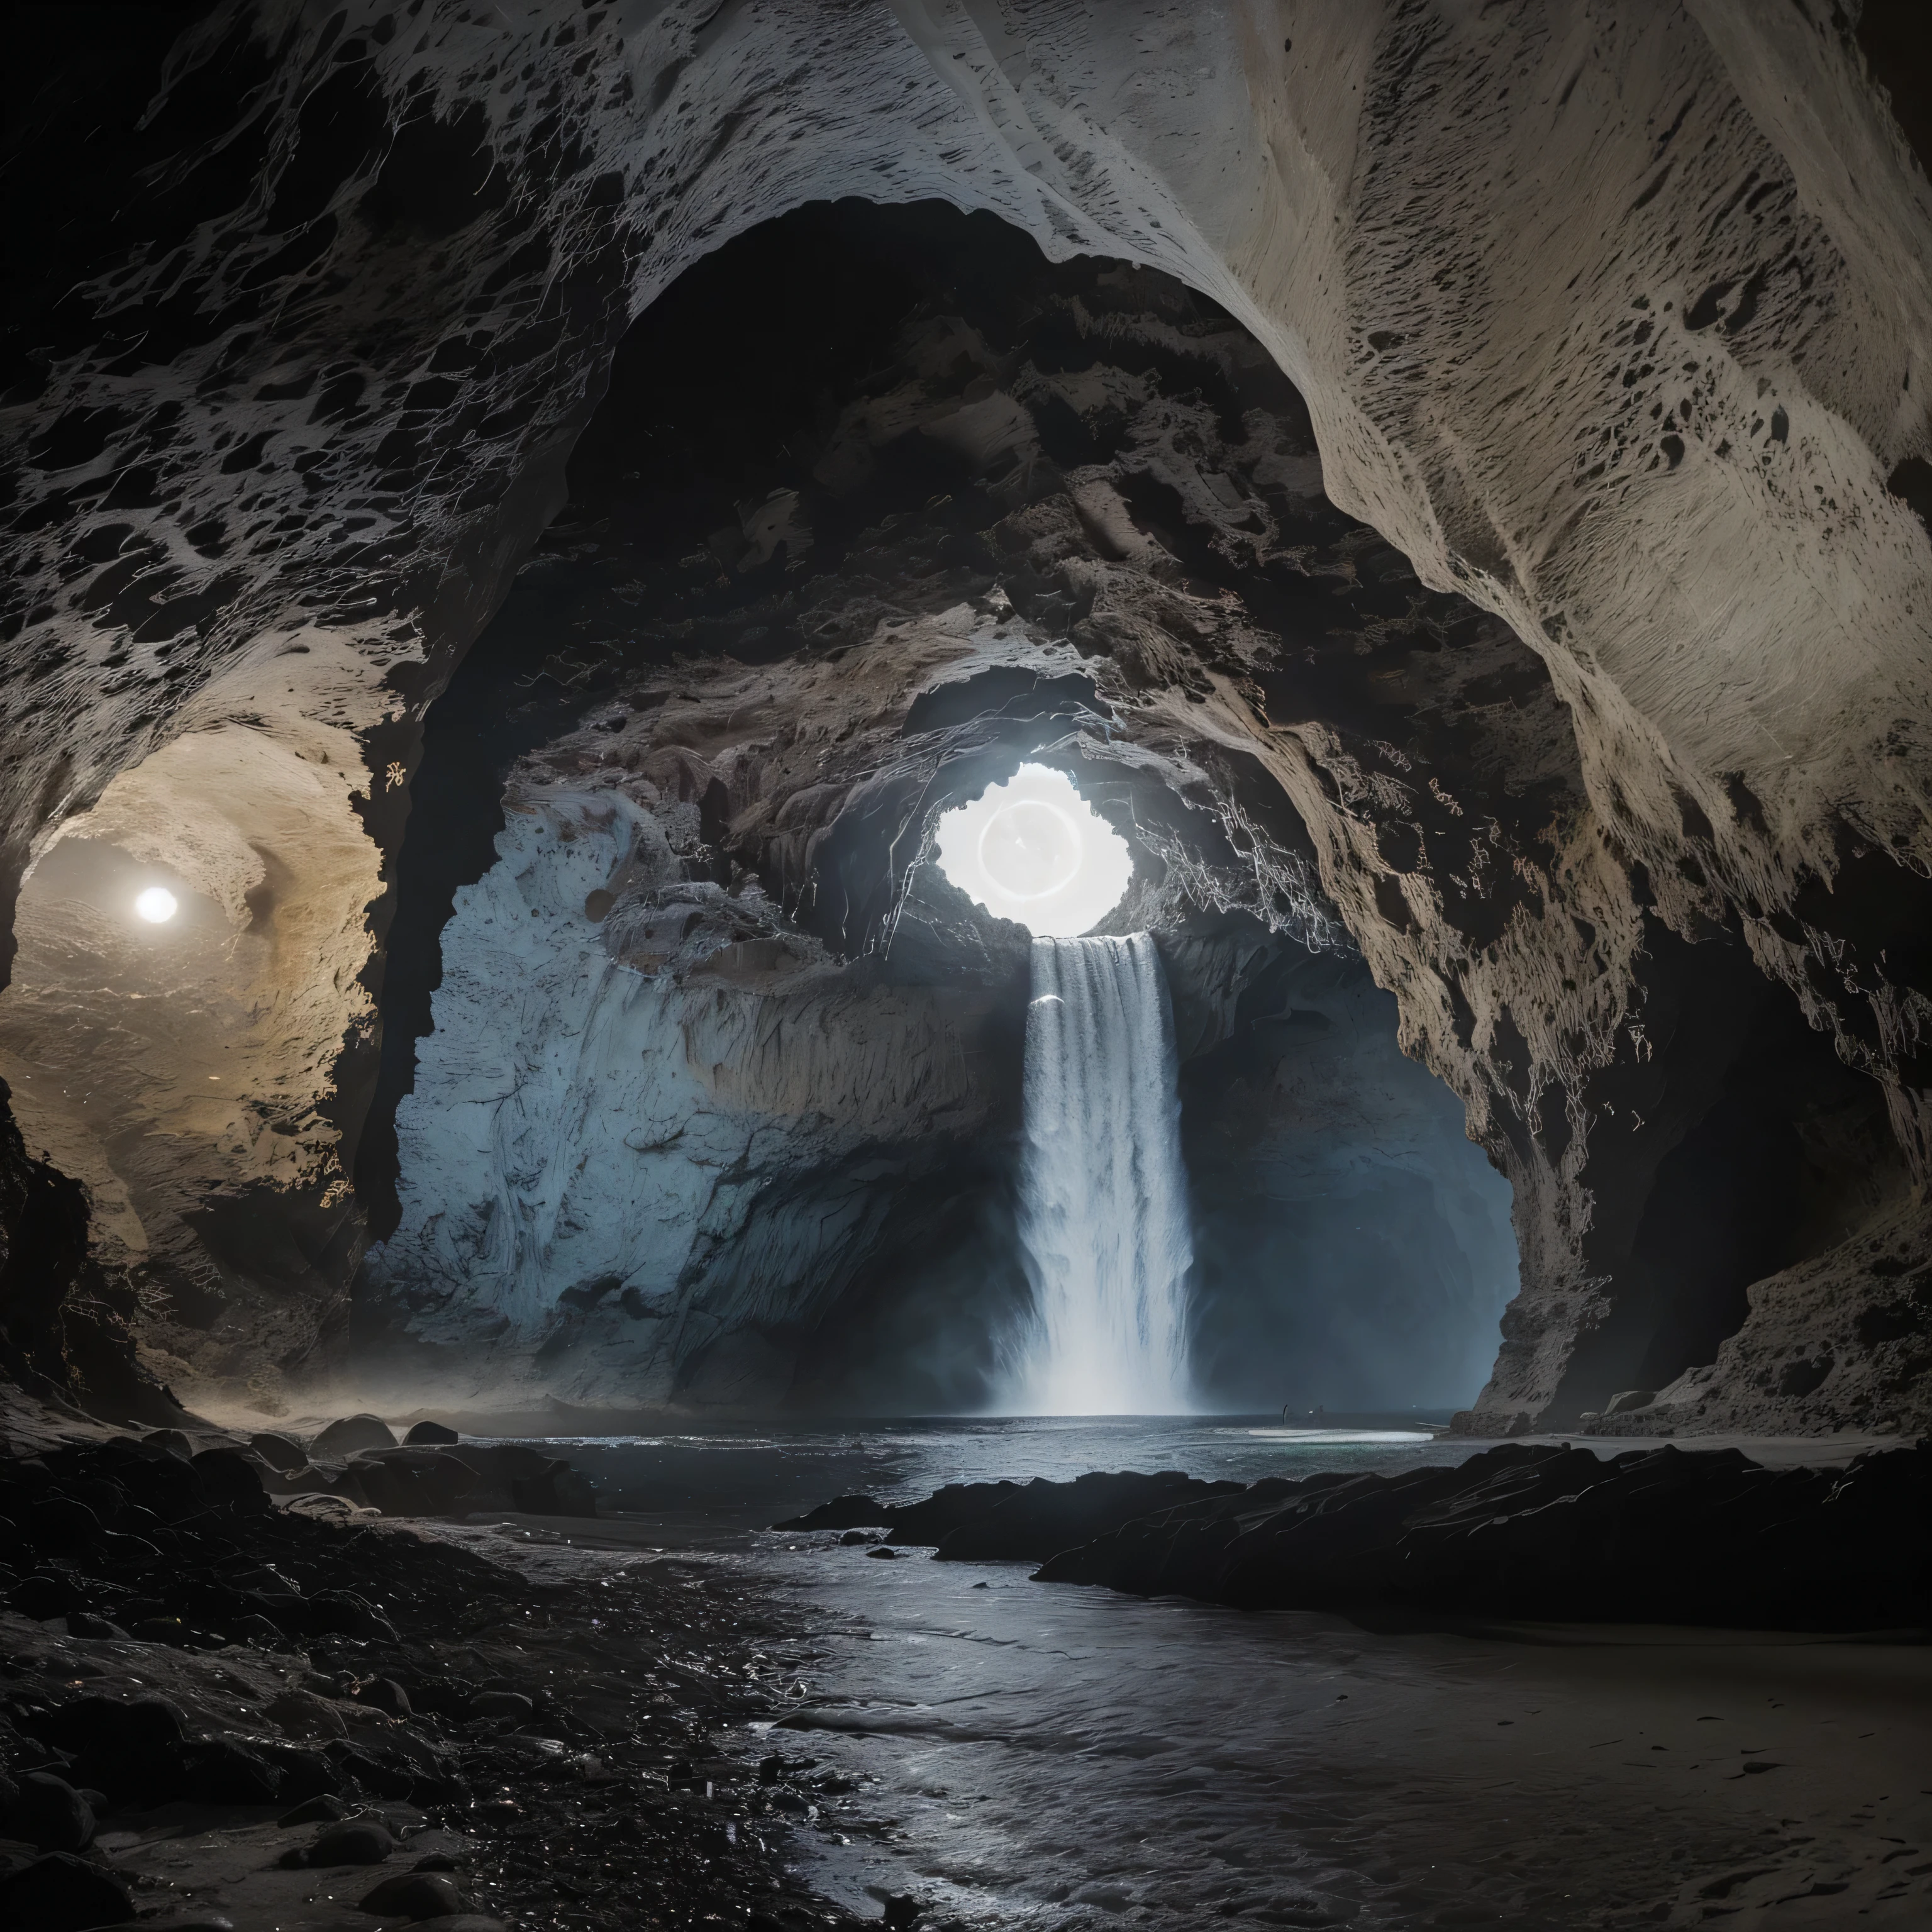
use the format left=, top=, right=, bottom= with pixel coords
left=0, top=1418, right=923, bottom=1932
left=780, top=1440, right=1932, bottom=1631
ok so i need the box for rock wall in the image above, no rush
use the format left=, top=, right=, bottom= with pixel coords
left=1, top=4, right=1928, bottom=1428
left=369, top=744, right=1027, bottom=1408
left=352, top=231, right=1538, bottom=1418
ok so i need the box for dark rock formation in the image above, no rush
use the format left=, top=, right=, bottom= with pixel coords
left=311, top=1413, right=396, bottom=1457
left=787, top=1445, right=1932, bottom=1631
left=0, top=1850, right=133, bottom=1932
left=1037, top=1442, right=1932, bottom=1631
left=0, top=1453, right=887, bottom=1932
left=777, top=1470, right=1245, bottom=1560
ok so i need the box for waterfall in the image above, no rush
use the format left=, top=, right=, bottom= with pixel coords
left=1008, top=933, right=1195, bottom=1414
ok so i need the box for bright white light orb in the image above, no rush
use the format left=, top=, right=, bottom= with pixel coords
left=933, top=763, right=1131, bottom=937
left=134, top=887, right=179, bottom=924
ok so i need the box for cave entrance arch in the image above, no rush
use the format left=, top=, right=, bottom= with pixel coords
left=343, top=198, right=1521, bottom=1419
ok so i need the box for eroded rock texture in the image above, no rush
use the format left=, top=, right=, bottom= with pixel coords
left=357, top=225, right=1515, bottom=1409
left=1, top=4, right=1929, bottom=1429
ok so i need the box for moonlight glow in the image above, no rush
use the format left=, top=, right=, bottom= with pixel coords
left=933, top=763, right=1131, bottom=936
left=135, top=887, right=179, bottom=924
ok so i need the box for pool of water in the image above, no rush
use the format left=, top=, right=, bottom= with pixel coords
left=500, top=1419, right=1932, bottom=1930
left=547, top=1414, right=1473, bottom=1548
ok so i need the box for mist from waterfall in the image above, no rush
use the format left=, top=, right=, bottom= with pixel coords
left=1006, top=933, right=1195, bottom=1414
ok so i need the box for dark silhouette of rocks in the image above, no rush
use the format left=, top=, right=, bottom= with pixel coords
left=358, top=1869, right=471, bottom=1917
left=0, top=1850, right=132, bottom=1932
left=312, top=1414, right=401, bottom=1457
left=0, top=1428, right=889, bottom=1932
left=299, top=1818, right=395, bottom=1867
left=792, top=1444, right=1932, bottom=1631
left=779, top=1470, right=1246, bottom=1560
left=250, top=1432, right=308, bottom=1472
left=3, top=1770, right=94, bottom=1853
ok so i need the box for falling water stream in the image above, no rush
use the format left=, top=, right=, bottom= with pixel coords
left=1008, top=933, right=1194, bottom=1413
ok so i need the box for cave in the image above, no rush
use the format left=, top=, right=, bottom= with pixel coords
left=0, top=6, right=1928, bottom=1930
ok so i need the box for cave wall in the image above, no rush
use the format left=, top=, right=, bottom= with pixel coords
left=1170, top=938, right=1518, bottom=1414
left=347, top=237, right=1523, bottom=1418
left=366, top=621, right=1036, bottom=1409
left=2, top=3, right=1929, bottom=1430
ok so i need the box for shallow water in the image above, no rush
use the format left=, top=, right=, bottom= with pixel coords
left=519, top=1420, right=1932, bottom=1930
left=560, top=1414, right=1468, bottom=1544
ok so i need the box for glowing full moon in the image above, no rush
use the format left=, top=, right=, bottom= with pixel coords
left=135, top=887, right=179, bottom=924
left=933, top=763, right=1132, bottom=936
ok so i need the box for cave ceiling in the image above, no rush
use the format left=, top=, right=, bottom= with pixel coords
left=1, top=1, right=1929, bottom=1436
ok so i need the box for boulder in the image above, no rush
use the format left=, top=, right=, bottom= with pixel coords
left=279, top=1794, right=348, bottom=1827
left=267, top=1690, right=349, bottom=1741
left=305, top=1819, right=396, bottom=1867
left=0, top=1852, right=133, bottom=1932
left=66, top=1611, right=131, bottom=1640
left=261, top=1745, right=340, bottom=1804
left=780, top=1472, right=1246, bottom=1560
left=341, top=1452, right=477, bottom=1518
left=312, top=1414, right=399, bottom=1457
left=179, top=1737, right=284, bottom=1805
left=189, top=1447, right=268, bottom=1505
left=31, top=1694, right=187, bottom=1758
left=1012, top=1442, right=1932, bottom=1629
left=509, top=1461, right=597, bottom=1518
left=353, top=1678, right=413, bottom=1719
left=3, top=1773, right=94, bottom=1853
left=358, top=1871, right=470, bottom=1918
left=251, top=1431, right=309, bottom=1472
left=931, top=1472, right=1246, bottom=1562
left=775, top=1494, right=894, bottom=1531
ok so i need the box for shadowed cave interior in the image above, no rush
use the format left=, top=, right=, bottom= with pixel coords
left=11, top=201, right=1913, bottom=1431
left=2, top=11, right=1931, bottom=1931
left=346, top=203, right=1522, bottom=1420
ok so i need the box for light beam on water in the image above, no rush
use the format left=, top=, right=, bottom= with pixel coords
left=1008, top=933, right=1194, bottom=1414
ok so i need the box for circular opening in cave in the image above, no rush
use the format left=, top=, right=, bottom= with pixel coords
left=933, top=763, right=1131, bottom=936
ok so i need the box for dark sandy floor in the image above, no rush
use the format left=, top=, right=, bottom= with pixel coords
left=5, top=1406, right=1926, bottom=1932
left=1, top=1509, right=895, bottom=1932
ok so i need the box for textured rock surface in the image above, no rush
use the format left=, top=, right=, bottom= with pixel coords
left=781, top=1442, right=1932, bottom=1631
left=1035, top=1438, right=1932, bottom=1629
left=0, top=1435, right=875, bottom=1932
left=361, top=237, right=1521, bottom=1410
left=1, top=4, right=1929, bottom=1429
